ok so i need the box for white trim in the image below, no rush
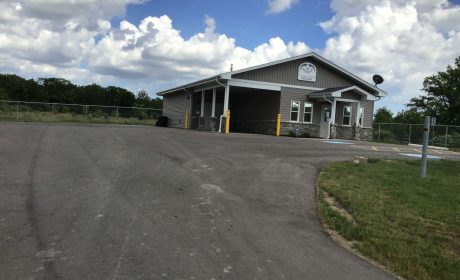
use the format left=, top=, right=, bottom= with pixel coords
left=355, top=103, right=361, bottom=126
left=330, top=86, right=377, bottom=101
left=227, top=79, right=281, bottom=91
left=358, top=106, right=364, bottom=127
left=290, top=100, right=300, bottom=122
left=222, top=52, right=387, bottom=97
left=331, top=99, right=337, bottom=125
left=303, top=102, right=313, bottom=124
left=342, top=105, right=352, bottom=126
left=230, top=78, right=324, bottom=91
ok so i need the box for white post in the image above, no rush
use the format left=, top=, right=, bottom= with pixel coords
left=355, top=102, right=360, bottom=126
left=420, top=116, right=430, bottom=178
left=200, top=90, right=205, bottom=117
left=223, top=85, right=230, bottom=113
left=331, top=99, right=336, bottom=124
left=211, top=88, right=216, bottom=118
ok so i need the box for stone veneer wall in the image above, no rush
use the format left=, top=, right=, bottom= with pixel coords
left=331, top=124, right=373, bottom=140
left=353, top=126, right=373, bottom=141
left=280, top=122, right=320, bottom=137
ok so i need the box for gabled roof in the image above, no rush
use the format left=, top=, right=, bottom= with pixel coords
left=309, top=86, right=378, bottom=101
left=156, top=52, right=387, bottom=97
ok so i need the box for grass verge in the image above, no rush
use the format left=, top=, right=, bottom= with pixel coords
left=0, top=111, right=157, bottom=126
left=317, top=159, right=460, bottom=280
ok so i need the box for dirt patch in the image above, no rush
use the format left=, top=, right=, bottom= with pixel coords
left=322, top=191, right=356, bottom=224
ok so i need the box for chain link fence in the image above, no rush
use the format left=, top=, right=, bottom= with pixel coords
left=0, top=100, right=162, bottom=126
left=373, top=122, right=460, bottom=149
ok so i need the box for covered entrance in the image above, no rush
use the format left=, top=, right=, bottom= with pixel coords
left=229, top=86, right=280, bottom=135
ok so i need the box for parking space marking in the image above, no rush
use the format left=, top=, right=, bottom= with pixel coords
left=399, top=153, right=442, bottom=159
left=392, top=147, right=401, bottom=152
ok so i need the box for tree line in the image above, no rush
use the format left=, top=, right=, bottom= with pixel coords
left=0, top=74, right=162, bottom=109
left=374, top=56, right=460, bottom=126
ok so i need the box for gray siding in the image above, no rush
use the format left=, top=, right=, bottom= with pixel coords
left=280, top=87, right=320, bottom=123
left=361, top=100, right=374, bottom=128
left=335, top=102, right=356, bottom=126
left=234, top=57, right=356, bottom=89
left=163, top=92, right=188, bottom=128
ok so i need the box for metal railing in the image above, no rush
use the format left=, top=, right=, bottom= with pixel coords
left=373, top=122, right=460, bottom=148
left=0, top=100, right=163, bottom=126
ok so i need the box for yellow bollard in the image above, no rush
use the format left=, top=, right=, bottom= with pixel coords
left=184, top=110, right=189, bottom=129
left=225, top=110, right=230, bottom=134
left=276, top=113, right=281, bottom=136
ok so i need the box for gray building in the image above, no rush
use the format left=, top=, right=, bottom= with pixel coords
left=157, top=52, right=387, bottom=140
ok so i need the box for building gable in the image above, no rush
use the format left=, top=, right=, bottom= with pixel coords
left=232, top=55, right=379, bottom=95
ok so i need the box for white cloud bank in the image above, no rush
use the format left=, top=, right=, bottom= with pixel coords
left=319, top=0, right=460, bottom=108
left=0, top=0, right=459, bottom=110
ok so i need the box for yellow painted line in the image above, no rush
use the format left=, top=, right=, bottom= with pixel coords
left=392, top=147, right=401, bottom=152
left=372, top=146, right=378, bottom=151
left=413, top=149, right=421, bottom=153
left=352, top=145, right=372, bottom=151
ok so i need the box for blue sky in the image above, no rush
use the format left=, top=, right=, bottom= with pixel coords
left=1, top=0, right=460, bottom=114
left=122, top=0, right=332, bottom=50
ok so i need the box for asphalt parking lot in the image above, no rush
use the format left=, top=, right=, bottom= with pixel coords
left=1, top=123, right=458, bottom=280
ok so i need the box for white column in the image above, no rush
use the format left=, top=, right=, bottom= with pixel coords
left=331, top=99, right=337, bottom=124
left=223, top=85, right=230, bottom=113
left=211, top=88, right=216, bottom=118
left=200, top=90, right=205, bottom=117
left=355, top=102, right=360, bottom=126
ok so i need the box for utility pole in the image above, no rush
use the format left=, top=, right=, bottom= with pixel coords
left=420, top=116, right=430, bottom=178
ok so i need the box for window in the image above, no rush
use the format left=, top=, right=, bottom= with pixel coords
left=290, top=101, right=300, bottom=122
left=358, top=107, right=364, bottom=127
left=303, top=102, right=313, bottom=123
left=342, top=105, right=352, bottom=126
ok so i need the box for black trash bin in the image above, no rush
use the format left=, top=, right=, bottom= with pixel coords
left=156, top=116, right=168, bottom=127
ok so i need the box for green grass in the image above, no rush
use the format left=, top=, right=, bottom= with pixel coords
left=0, top=111, right=157, bottom=126
left=317, top=159, right=460, bottom=280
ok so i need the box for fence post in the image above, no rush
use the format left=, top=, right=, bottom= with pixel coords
left=377, top=124, right=381, bottom=141
left=420, top=116, right=430, bottom=178
left=85, top=105, right=88, bottom=116
left=116, top=107, right=119, bottom=125
left=52, top=103, right=55, bottom=114
left=444, top=126, right=449, bottom=148
left=16, top=102, right=19, bottom=120
left=408, top=124, right=412, bottom=144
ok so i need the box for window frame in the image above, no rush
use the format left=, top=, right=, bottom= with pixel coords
left=303, top=102, right=313, bottom=124
left=342, top=105, right=352, bottom=126
left=290, top=100, right=300, bottom=123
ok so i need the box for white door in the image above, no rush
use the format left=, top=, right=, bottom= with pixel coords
left=319, top=104, right=332, bottom=138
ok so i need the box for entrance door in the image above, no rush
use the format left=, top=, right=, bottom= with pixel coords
left=319, top=104, right=332, bottom=138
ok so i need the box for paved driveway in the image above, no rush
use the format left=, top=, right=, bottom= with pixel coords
left=3, top=123, right=454, bottom=280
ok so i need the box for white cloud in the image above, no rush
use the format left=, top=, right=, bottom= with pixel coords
left=267, top=0, right=299, bottom=14
left=87, top=15, right=309, bottom=86
left=319, top=0, right=460, bottom=110
left=1, top=0, right=459, bottom=110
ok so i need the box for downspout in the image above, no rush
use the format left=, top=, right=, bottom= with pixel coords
left=323, top=93, right=333, bottom=139
left=215, top=77, right=227, bottom=133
